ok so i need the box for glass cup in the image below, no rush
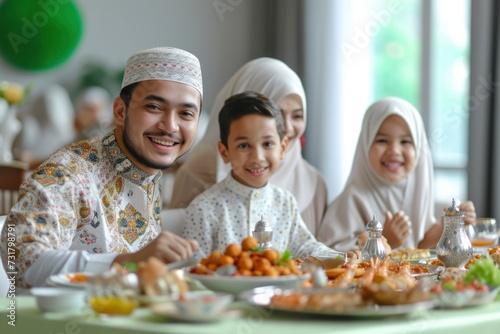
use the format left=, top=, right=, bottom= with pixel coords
left=470, top=218, right=498, bottom=247
left=86, top=270, right=139, bottom=316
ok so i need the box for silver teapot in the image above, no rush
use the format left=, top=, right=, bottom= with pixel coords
left=252, top=215, right=273, bottom=249
left=436, top=198, right=472, bottom=268
left=361, top=215, right=387, bottom=262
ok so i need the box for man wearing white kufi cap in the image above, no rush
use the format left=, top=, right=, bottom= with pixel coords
left=1, top=47, right=203, bottom=290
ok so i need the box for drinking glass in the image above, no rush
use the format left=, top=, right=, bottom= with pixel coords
left=470, top=218, right=498, bottom=247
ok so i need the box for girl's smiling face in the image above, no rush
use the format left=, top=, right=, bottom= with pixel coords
left=369, top=115, right=417, bottom=183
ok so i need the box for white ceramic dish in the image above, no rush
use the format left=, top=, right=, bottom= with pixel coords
left=186, top=272, right=310, bottom=295
left=240, top=286, right=438, bottom=318
left=31, top=287, right=86, bottom=312
left=135, top=295, right=173, bottom=305
left=435, top=287, right=500, bottom=309
left=150, top=302, right=241, bottom=323
left=47, top=272, right=96, bottom=288
left=174, top=291, right=233, bottom=317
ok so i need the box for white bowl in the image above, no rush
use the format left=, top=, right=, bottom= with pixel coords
left=31, top=287, right=86, bottom=312
left=173, top=291, right=233, bottom=319
left=186, top=272, right=310, bottom=295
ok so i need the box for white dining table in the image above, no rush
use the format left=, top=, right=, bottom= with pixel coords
left=1, top=295, right=500, bottom=334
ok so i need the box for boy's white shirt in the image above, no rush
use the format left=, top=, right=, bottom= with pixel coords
left=183, top=173, right=342, bottom=259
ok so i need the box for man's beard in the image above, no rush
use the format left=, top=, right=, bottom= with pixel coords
left=122, top=118, right=175, bottom=171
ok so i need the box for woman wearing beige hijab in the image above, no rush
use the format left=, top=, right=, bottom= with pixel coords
left=170, top=58, right=328, bottom=235
left=318, top=97, right=475, bottom=251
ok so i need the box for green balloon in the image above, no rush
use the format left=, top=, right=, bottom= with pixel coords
left=0, top=0, right=83, bottom=71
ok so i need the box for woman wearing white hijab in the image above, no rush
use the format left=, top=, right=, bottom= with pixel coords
left=317, top=97, right=475, bottom=251
left=170, top=58, right=328, bottom=235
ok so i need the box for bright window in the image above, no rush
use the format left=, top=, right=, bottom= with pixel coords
left=339, top=0, right=470, bottom=210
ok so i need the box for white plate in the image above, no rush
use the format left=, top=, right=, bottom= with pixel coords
left=435, top=287, right=500, bottom=309
left=135, top=295, right=174, bottom=305
left=150, top=302, right=242, bottom=323
left=186, top=272, right=310, bottom=295
left=240, top=286, right=438, bottom=318
left=47, top=272, right=96, bottom=288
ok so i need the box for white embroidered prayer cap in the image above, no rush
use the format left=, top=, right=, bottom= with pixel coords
left=121, top=47, right=203, bottom=97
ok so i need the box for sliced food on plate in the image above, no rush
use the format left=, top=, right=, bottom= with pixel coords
left=389, top=248, right=432, bottom=261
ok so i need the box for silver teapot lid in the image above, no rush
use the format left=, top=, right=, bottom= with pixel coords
left=254, top=215, right=273, bottom=232
left=365, top=215, right=383, bottom=232
left=444, top=198, right=463, bottom=217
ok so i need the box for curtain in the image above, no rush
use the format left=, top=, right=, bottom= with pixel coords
left=266, top=0, right=349, bottom=202
left=468, top=0, right=500, bottom=219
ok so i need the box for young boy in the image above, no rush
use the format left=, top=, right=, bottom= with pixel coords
left=182, top=91, right=350, bottom=259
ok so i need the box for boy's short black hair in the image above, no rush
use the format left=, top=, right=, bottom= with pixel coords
left=218, top=91, right=284, bottom=147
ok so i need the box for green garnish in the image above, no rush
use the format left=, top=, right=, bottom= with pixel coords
left=276, top=249, right=292, bottom=266
left=251, top=246, right=265, bottom=254
left=121, top=262, right=138, bottom=273
left=463, top=256, right=500, bottom=286
left=442, top=281, right=457, bottom=291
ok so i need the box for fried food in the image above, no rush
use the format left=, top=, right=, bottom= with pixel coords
left=193, top=239, right=302, bottom=277
left=66, top=273, right=87, bottom=283
left=389, top=248, right=431, bottom=261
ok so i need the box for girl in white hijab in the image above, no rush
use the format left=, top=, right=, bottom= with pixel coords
left=170, top=58, right=328, bottom=235
left=318, top=97, right=475, bottom=251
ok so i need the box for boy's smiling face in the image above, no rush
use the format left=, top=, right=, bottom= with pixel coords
left=218, top=114, right=288, bottom=188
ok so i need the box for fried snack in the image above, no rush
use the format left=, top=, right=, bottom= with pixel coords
left=242, top=236, right=258, bottom=251
left=428, top=254, right=483, bottom=269
left=271, top=291, right=365, bottom=311
left=324, top=267, right=365, bottom=279
left=389, top=248, right=431, bottom=261
left=136, top=257, right=188, bottom=297
left=66, top=272, right=87, bottom=283
left=193, top=237, right=302, bottom=277
left=137, top=257, right=168, bottom=296
left=487, top=245, right=500, bottom=266
left=363, top=283, right=429, bottom=305
left=263, top=249, right=280, bottom=263
left=225, top=243, right=242, bottom=258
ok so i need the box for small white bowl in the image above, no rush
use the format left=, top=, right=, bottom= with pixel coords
left=31, top=287, right=86, bottom=312
left=173, top=291, right=233, bottom=319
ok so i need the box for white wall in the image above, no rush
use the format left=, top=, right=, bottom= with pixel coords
left=0, top=0, right=269, bottom=116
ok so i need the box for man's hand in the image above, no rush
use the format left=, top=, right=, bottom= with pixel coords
left=459, top=200, right=476, bottom=225
left=113, top=232, right=198, bottom=266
